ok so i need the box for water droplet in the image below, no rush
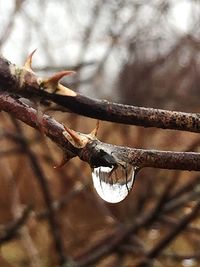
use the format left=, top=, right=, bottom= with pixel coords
left=92, top=164, right=136, bottom=203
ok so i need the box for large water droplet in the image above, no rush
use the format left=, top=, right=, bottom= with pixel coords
left=92, top=164, right=135, bottom=203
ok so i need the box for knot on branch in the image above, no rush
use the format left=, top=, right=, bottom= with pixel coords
left=61, top=121, right=121, bottom=169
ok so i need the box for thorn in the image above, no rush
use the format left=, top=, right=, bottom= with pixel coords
left=90, top=120, right=99, bottom=137
left=56, top=84, right=77, bottom=96
left=63, top=126, right=86, bottom=148
left=53, top=152, right=73, bottom=168
left=24, top=49, right=37, bottom=72
left=41, top=70, right=76, bottom=94
left=46, top=70, right=76, bottom=86
left=63, top=126, right=90, bottom=148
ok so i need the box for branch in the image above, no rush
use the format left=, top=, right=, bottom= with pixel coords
left=136, top=199, right=200, bottom=267
left=74, top=219, right=148, bottom=267
left=74, top=175, right=200, bottom=267
left=11, top=118, right=68, bottom=266
left=48, top=94, right=200, bottom=133
left=0, top=91, right=200, bottom=171
left=0, top=206, right=31, bottom=244
left=1, top=55, right=200, bottom=133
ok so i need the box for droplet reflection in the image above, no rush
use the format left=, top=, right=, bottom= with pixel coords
left=92, top=164, right=135, bottom=203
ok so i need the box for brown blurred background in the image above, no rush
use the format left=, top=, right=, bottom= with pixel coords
left=0, top=1, right=200, bottom=266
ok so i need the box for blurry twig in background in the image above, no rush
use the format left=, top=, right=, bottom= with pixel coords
left=136, top=199, right=200, bottom=267
left=0, top=0, right=25, bottom=47
left=11, top=118, right=69, bottom=266
left=0, top=206, right=31, bottom=244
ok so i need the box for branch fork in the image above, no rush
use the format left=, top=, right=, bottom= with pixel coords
left=0, top=52, right=200, bottom=172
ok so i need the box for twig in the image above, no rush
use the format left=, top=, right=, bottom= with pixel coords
left=0, top=148, right=24, bottom=157
left=169, top=175, right=200, bottom=201
left=0, top=0, right=25, bottom=46
left=0, top=206, right=31, bottom=243
left=160, top=215, right=200, bottom=234
left=36, top=183, right=87, bottom=220
left=34, top=60, right=96, bottom=72
left=161, top=251, right=200, bottom=261
left=73, top=176, right=200, bottom=267
left=74, top=215, right=151, bottom=267
left=162, top=186, right=200, bottom=214
left=11, top=118, right=68, bottom=267
left=142, top=175, right=179, bottom=226
left=136, top=200, right=200, bottom=267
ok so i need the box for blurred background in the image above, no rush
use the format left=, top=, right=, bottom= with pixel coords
left=1, top=0, right=200, bottom=266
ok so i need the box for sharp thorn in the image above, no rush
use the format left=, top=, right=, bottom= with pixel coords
left=63, top=126, right=85, bottom=147
left=90, top=120, right=99, bottom=137
left=46, top=70, right=76, bottom=85
left=24, top=49, right=37, bottom=72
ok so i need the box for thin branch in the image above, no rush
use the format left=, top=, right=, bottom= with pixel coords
left=136, top=199, right=200, bottom=267
left=0, top=206, right=31, bottom=244
left=12, top=118, right=68, bottom=267
left=72, top=165, right=200, bottom=266
left=0, top=91, right=200, bottom=171
left=0, top=148, right=24, bottom=157
left=162, top=251, right=200, bottom=261
left=74, top=218, right=149, bottom=267
left=36, top=183, right=87, bottom=220
left=34, top=60, right=96, bottom=72
left=0, top=0, right=25, bottom=47
left=74, top=180, right=200, bottom=267
left=160, top=215, right=200, bottom=235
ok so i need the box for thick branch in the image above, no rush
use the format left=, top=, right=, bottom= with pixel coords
left=49, top=93, right=200, bottom=133
left=0, top=91, right=200, bottom=171
left=1, top=55, right=200, bottom=133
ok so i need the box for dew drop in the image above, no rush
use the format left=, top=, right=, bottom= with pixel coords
left=92, top=164, right=136, bottom=203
